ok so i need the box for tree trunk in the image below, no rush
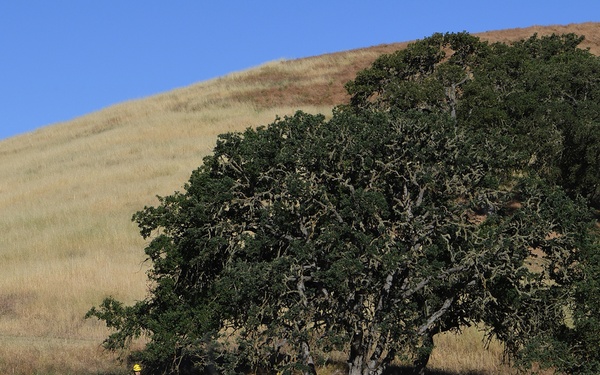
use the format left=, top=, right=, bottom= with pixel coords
left=348, top=331, right=364, bottom=375
left=412, top=332, right=434, bottom=375
left=301, top=341, right=317, bottom=375
left=348, top=355, right=385, bottom=375
left=348, top=354, right=364, bottom=375
left=347, top=332, right=385, bottom=375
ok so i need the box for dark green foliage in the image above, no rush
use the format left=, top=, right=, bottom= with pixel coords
left=514, top=208, right=599, bottom=375
left=347, top=32, right=600, bottom=209
left=88, top=32, right=600, bottom=375
left=345, top=31, right=600, bottom=374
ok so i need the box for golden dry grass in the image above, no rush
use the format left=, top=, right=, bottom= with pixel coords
left=1, top=22, right=598, bottom=374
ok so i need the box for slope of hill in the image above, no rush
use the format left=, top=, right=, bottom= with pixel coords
left=1, top=22, right=598, bottom=374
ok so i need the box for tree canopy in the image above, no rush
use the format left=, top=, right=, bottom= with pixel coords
left=347, top=32, right=600, bottom=209
left=88, top=32, right=600, bottom=375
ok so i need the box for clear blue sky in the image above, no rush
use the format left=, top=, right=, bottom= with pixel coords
left=1, top=1, right=598, bottom=140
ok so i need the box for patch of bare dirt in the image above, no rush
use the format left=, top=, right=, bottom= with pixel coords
left=236, top=23, right=600, bottom=110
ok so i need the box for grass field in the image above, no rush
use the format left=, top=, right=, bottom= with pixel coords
left=1, top=23, right=598, bottom=374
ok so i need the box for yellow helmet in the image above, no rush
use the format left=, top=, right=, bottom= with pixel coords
left=133, top=364, right=142, bottom=372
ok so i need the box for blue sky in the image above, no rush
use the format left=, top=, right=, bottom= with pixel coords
left=1, top=1, right=598, bottom=141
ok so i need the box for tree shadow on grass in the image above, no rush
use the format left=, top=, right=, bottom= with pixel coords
left=383, top=365, right=486, bottom=375
left=323, top=360, right=490, bottom=375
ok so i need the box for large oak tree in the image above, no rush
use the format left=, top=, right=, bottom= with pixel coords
left=88, top=33, right=599, bottom=375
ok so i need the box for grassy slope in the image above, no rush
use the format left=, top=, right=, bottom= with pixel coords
left=0, top=22, right=598, bottom=374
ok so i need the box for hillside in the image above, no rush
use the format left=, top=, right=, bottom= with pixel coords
left=1, top=22, right=599, bottom=374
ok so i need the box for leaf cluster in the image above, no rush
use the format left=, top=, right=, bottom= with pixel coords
left=347, top=32, right=600, bottom=208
